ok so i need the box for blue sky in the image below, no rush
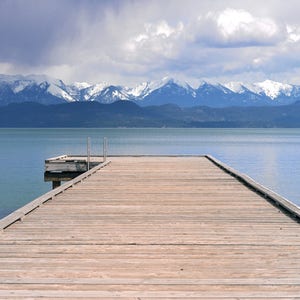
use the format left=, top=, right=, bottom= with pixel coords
left=1, top=0, right=300, bottom=86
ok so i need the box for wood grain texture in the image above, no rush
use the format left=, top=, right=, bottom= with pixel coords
left=1, top=156, right=300, bottom=299
left=45, top=155, right=104, bottom=172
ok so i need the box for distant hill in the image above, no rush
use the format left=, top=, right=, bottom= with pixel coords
left=1, top=101, right=300, bottom=127
left=1, top=74, right=300, bottom=108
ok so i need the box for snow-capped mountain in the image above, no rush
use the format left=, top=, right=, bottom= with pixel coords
left=0, top=74, right=76, bottom=105
left=1, top=74, right=300, bottom=107
left=134, top=77, right=197, bottom=106
left=224, top=80, right=300, bottom=104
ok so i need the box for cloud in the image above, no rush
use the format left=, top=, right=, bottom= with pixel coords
left=119, top=8, right=290, bottom=82
left=0, top=0, right=78, bottom=65
left=124, top=7, right=286, bottom=65
left=124, top=21, right=184, bottom=62
left=1, top=0, right=300, bottom=85
left=286, top=25, right=300, bottom=43
left=191, top=8, right=286, bottom=47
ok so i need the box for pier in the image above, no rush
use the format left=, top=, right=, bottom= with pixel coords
left=1, top=155, right=300, bottom=298
left=44, top=155, right=105, bottom=189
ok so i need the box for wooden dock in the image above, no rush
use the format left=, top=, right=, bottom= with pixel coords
left=44, top=155, right=105, bottom=189
left=1, top=155, right=300, bottom=299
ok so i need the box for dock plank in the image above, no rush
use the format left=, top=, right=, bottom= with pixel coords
left=1, top=156, right=300, bottom=299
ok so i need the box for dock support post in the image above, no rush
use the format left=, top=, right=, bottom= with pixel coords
left=52, top=181, right=61, bottom=189
left=103, top=137, right=107, bottom=162
left=87, top=137, right=91, bottom=171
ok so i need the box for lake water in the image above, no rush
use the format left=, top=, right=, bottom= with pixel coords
left=0, top=128, right=300, bottom=219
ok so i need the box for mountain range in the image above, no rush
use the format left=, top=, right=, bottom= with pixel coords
left=1, top=74, right=300, bottom=107
left=1, top=100, right=300, bottom=127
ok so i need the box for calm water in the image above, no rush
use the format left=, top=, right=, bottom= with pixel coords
left=0, top=128, right=300, bottom=219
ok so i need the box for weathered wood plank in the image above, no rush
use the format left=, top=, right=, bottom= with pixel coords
left=0, top=160, right=111, bottom=231
left=1, top=156, right=300, bottom=298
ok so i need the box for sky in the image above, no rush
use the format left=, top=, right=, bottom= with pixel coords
left=1, top=0, right=300, bottom=86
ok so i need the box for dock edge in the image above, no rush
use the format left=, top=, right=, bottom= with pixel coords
left=205, top=155, right=300, bottom=222
left=0, top=160, right=111, bottom=231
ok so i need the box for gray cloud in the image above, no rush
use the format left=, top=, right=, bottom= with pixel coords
left=0, top=0, right=76, bottom=64
left=1, top=0, right=300, bottom=85
left=0, top=0, right=123, bottom=64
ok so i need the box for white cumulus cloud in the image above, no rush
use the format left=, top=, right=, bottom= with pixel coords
left=190, top=8, right=285, bottom=47
left=125, top=21, right=184, bottom=61
left=118, top=7, right=291, bottom=83
left=286, top=25, right=300, bottom=43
